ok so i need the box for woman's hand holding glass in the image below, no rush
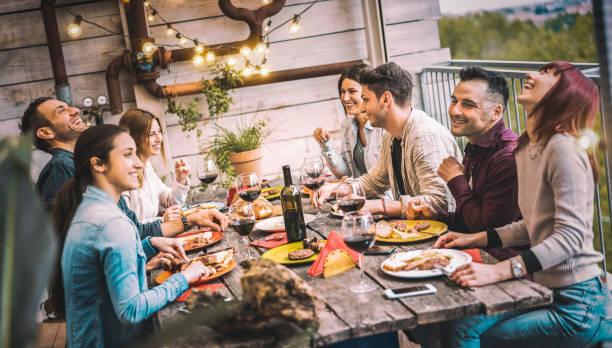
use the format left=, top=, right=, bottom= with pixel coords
left=313, top=127, right=330, bottom=144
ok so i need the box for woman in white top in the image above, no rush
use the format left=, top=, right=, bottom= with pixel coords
left=313, top=63, right=384, bottom=179
left=119, top=109, right=190, bottom=223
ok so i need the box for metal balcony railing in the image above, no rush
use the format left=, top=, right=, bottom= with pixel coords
left=416, top=60, right=610, bottom=274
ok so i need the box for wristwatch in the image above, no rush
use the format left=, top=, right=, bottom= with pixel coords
left=510, top=258, right=524, bottom=278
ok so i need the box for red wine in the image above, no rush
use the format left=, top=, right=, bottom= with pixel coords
left=306, top=170, right=322, bottom=179
left=238, top=189, right=261, bottom=202
left=199, top=174, right=218, bottom=184
left=231, top=219, right=254, bottom=236
left=338, top=198, right=366, bottom=213
left=303, top=179, right=325, bottom=191
left=344, top=234, right=375, bottom=253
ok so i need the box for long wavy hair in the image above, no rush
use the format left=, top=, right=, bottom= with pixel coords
left=516, top=61, right=599, bottom=182
left=48, top=124, right=127, bottom=318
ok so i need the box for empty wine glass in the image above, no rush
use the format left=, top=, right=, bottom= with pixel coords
left=300, top=160, right=325, bottom=217
left=235, top=172, right=261, bottom=203
left=342, top=211, right=376, bottom=293
left=336, top=179, right=366, bottom=214
left=229, top=203, right=256, bottom=260
left=197, top=159, right=218, bottom=193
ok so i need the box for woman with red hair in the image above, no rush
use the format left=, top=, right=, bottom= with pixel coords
left=430, top=62, right=612, bottom=347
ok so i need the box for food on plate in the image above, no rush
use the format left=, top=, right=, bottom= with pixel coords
left=181, top=207, right=199, bottom=216
left=262, top=188, right=281, bottom=198
left=323, top=249, right=355, bottom=278
left=330, top=204, right=343, bottom=215
left=303, top=236, right=326, bottom=252
left=272, top=205, right=283, bottom=217
left=288, top=248, right=315, bottom=260
left=414, top=222, right=431, bottom=231
left=175, top=248, right=235, bottom=276
left=392, top=222, right=408, bottom=232
left=233, top=197, right=274, bottom=220
left=383, top=250, right=452, bottom=272
left=181, top=231, right=213, bottom=250
left=375, top=221, right=421, bottom=240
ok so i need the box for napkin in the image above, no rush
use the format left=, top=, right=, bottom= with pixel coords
left=175, top=283, right=225, bottom=302
left=308, top=231, right=360, bottom=277
left=463, top=249, right=483, bottom=263
left=250, top=232, right=288, bottom=248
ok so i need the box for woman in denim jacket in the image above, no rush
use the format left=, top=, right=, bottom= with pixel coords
left=431, top=62, right=612, bottom=347
left=54, top=125, right=209, bottom=347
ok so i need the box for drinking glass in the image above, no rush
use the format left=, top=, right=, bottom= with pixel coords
left=229, top=203, right=256, bottom=259
left=335, top=179, right=366, bottom=213
left=342, top=211, right=376, bottom=293
left=197, top=159, right=218, bottom=192
left=235, top=172, right=261, bottom=203
left=300, top=160, right=325, bottom=217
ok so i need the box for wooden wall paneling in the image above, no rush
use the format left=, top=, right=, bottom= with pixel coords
left=0, top=1, right=121, bottom=50
left=390, top=47, right=451, bottom=68
left=381, top=0, right=440, bottom=24
left=0, top=0, right=86, bottom=14
left=0, top=71, right=135, bottom=121
left=0, top=35, right=126, bottom=86
left=385, top=19, right=441, bottom=57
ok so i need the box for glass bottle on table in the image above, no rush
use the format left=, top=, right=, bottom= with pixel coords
left=280, top=165, right=307, bottom=243
left=336, top=179, right=366, bottom=213
left=235, top=172, right=262, bottom=203
left=342, top=211, right=376, bottom=293
left=229, top=203, right=255, bottom=260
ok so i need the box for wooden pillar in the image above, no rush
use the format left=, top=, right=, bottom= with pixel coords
left=361, top=0, right=388, bottom=66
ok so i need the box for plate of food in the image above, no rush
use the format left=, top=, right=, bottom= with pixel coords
left=182, top=201, right=225, bottom=215
left=381, top=249, right=471, bottom=279
left=254, top=214, right=317, bottom=232
left=155, top=247, right=236, bottom=285
left=177, top=230, right=224, bottom=252
left=261, top=237, right=326, bottom=264
left=375, top=220, right=447, bottom=243
left=262, top=187, right=282, bottom=200
left=329, top=204, right=344, bottom=217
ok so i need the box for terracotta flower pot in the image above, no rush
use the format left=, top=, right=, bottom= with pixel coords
left=229, top=148, right=263, bottom=179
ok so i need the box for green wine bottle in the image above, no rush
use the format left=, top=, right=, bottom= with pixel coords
left=280, top=165, right=306, bottom=243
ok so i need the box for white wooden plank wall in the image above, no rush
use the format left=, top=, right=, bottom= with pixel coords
left=0, top=0, right=450, bottom=184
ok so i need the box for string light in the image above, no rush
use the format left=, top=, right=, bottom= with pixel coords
left=289, top=15, right=300, bottom=34
left=147, top=10, right=156, bottom=22
left=166, top=24, right=175, bottom=36
left=143, top=1, right=150, bottom=7
left=194, top=40, right=204, bottom=54
left=242, top=67, right=253, bottom=77
left=205, top=51, right=216, bottom=64
left=262, top=0, right=271, bottom=4
left=142, top=41, right=157, bottom=55
left=192, top=54, right=205, bottom=67
left=260, top=66, right=269, bottom=76
left=176, top=33, right=188, bottom=47
left=67, top=15, right=83, bottom=39
left=227, top=55, right=237, bottom=67
left=255, top=42, right=266, bottom=54
left=240, top=45, right=251, bottom=57
left=263, top=20, right=271, bottom=33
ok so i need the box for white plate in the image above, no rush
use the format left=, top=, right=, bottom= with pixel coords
left=184, top=201, right=225, bottom=211
left=380, top=249, right=472, bottom=279
left=255, top=214, right=317, bottom=232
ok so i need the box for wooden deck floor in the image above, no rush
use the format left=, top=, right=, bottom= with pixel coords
left=35, top=321, right=65, bottom=348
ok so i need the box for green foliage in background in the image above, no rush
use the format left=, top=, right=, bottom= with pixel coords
left=201, top=64, right=243, bottom=119
left=165, top=98, right=202, bottom=135
left=439, top=11, right=611, bottom=270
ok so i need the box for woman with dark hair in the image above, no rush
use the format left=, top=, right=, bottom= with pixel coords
left=55, top=125, right=208, bottom=347
left=119, top=108, right=190, bottom=223
left=313, top=63, right=384, bottom=178
left=430, top=62, right=612, bottom=347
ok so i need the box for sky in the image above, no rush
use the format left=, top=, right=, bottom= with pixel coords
left=439, top=0, right=552, bottom=15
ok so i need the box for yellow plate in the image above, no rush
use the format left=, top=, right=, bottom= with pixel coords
left=375, top=220, right=447, bottom=243
left=261, top=241, right=326, bottom=264
left=262, top=187, right=282, bottom=200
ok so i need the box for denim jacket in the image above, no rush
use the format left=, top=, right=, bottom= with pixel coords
left=62, top=186, right=188, bottom=347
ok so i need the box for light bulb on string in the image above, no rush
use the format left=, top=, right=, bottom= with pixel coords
left=192, top=54, right=205, bottom=67
left=143, top=1, right=150, bottom=7
left=205, top=51, right=216, bottom=64
left=242, top=66, right=253, bottom=77
left=142, top=41, right=157, bottom=55
left=240, top=45, right=251, bottom=57
left=227, top=55, right=237, bottom=67
left=260, top=66, right=269, bottom=76
left=67, top=15, right=83, bottom=39
left=255, top=42, right=266, bottom=54
left=194, top=40, right=204, bottom=54
left=263, top=20, right=271, bottom=33
left=166, top=24, right=175, bottom=36
left=147, top=10, right=156, bottom=22
left=289, top=15, right=300, bottom=34
left=176, top=33, right=188, bottom=47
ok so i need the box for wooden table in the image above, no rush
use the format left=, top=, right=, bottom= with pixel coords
left=151, top=199, right=552, bottom=347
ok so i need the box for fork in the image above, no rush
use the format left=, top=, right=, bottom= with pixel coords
left=434, top=264, right=475, bottom=291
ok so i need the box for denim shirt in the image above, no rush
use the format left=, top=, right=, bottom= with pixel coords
left=34, top=148, right=162, bottom=238
left=62, top=186, right=188, bottom=347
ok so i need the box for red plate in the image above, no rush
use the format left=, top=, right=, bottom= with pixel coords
left=155, top=259, right=237, bottom=285
left=178, top=231, right=224, bottom=252
left=176, top=227, right=211, bottom=238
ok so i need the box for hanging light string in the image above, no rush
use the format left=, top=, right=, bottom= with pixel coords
left=263, top=0, right=320, bottom=38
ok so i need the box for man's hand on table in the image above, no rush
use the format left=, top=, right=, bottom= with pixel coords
left=405, top=198, right=437, bottom=220
left=361, top=199, right=384, bottom=214
left=433, top=231, right=487, bottom=249
left=311, top=182, right=339, bottom=209
left=188, top=209, right=228, bottom=231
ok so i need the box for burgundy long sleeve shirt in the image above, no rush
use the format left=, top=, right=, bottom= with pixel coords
left=436, top=119, right=528, bottom=261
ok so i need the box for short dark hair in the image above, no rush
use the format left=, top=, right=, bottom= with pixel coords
left=360, top=62, right=413, bottom=107
left=459, top=66, right=509, bottom=108
left=19, top=97, right=53, bottom=153
left=337, top=63, right=372, bottom=94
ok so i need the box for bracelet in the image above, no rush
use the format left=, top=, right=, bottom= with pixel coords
left=381, top=198, right=387, bottom=216
left=181, top=215, right=189, bottom=232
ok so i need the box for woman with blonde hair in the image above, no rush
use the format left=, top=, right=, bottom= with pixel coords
left=119, top=108, right=190, bottom=222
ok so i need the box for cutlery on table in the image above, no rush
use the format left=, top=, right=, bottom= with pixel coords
left=434, top=264, right=475, bottom=291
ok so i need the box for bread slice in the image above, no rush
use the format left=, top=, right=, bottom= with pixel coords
left=375, top=221, right=393, bottom=239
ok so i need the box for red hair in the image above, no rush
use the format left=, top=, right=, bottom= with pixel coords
left=516, top=61, right=599, bottom=182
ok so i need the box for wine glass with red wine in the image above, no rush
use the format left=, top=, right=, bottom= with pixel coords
left=197, top=159, right=218, bottom=193
left=301, top=157, right=325, bottom=216
left=336, top=179, right=366, bottom=214
left=342, top=211, right=376, bottom=293
left=229, top=203, right=256, bottom=259
left=235, top=173, right=261, bottom=203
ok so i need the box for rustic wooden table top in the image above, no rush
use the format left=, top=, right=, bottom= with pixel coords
left=151, top=198, right=552, bottom=348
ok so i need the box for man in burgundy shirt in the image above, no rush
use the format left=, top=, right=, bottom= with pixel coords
left=407, top=66, right=526, bottom=261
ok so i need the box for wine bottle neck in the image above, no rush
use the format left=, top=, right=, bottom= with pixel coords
left=283, top=171, right=293, bottom=186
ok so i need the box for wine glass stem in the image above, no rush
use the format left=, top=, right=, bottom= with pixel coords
left=314, top=189, right=320, bottom=216
left=243, top=236, right=251, bottom=259
left=359, top=252, right=366, bottom=286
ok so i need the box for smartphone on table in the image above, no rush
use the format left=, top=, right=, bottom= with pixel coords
left=384, top=284, right=437, bottom=299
